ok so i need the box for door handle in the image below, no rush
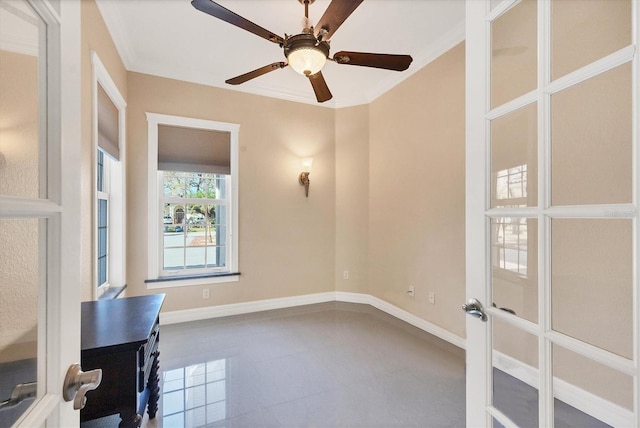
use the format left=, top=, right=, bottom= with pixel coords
left=462, top=298, right=487, bottom=322
left=492, top=302, right=516, bottom=315
left=63, top=363, right=102, bottom=410
left=0, top=382, right=37, bottom=410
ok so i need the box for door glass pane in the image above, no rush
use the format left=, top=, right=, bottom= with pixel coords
left=492, top=319, right=538, bottom=428
left=0, top=0, right=45, bottom=198
left=551, top=219, right=632, bottom=359
left=491, top=218, right=538, bottom=323
left=0, top=219, right=44, bottom=426
left=551, top=0, right=631, bottom=80
left=491, top=0, right=537, bottom=108
left=491, top=103, right=537, bottom=208
left=553, top=344, right=632, bottom=426
left=551, top=63, right=632, bottom=206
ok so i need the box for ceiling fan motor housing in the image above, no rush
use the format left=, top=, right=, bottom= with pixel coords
left=284, top=33, right=330, bottom=75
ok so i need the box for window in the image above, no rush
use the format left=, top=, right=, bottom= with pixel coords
left=161, top=172, right=230, bottom=273
left=495, top=164, right=527, bottom=208
left=146, top=114, right=239, bottom=287
left=92, top=52, right=126, bottom=298
left=492, top=217, right=529, bottom=276
left=97, top=149, right=109, bottom=287
left=492, top=164, right=529, bottom=277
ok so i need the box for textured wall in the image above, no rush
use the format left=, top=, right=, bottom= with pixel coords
left=0, top=51, right=39, bottom=361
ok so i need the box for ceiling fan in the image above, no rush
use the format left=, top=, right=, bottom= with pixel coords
left=191, top=0, right=413, bottom=103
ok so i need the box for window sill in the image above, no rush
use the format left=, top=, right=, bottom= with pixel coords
left=145, top=272, right=240, bottom=289
left=98, top=284, right=127, bottom=300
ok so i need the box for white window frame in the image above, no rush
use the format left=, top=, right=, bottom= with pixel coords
left=92, top=51, right=126, bottom=299
left=146, top=113, right=239, bottom=288
left=159, top=171, right=231, bottom=275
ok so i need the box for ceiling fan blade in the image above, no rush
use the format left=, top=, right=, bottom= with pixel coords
left=307, top=71, right=333, bottom=103
left=226, top=62, right=287, bottom=85
left=314, top=0, right=363, bottom=41
left=333, top=51, right=413, bottom=71
left=191, top=0, right=284, bottom=45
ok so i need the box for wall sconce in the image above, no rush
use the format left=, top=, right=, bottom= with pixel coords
left=299, top=157, right=313, bottom=197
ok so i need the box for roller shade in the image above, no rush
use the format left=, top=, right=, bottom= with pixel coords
left=158, top=125, right=231, bottom=174
left=97, top=85, right=120, bottom=160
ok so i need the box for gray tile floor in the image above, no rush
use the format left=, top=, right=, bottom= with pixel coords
left=152, top=302, right=467, bottom=428
left=81, top=301, right=615, bottom=428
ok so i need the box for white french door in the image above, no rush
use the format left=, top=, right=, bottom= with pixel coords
left=465, top=0, right=639, bottom=426
left=0, top=0, right=82, bottom=426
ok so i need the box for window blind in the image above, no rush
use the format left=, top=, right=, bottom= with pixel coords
left=158, top=125, right=231, bottom=174
left=97, top=85, right=120, bottom=160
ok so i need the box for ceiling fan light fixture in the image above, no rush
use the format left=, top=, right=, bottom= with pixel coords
left=284, top=33, right=330, bottom=76
left=288, top=46, right=327, bottom=75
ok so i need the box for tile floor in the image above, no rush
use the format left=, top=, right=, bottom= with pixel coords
left=81, top=300, right=615, bottom=428
left=151, top=301, right=466, bottom=427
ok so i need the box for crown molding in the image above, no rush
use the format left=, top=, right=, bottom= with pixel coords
left=362, top=20, right=465, bottom=107
left=94, top=0, right=136, bottom=69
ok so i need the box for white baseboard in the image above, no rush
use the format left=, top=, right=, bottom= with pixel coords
left=161, top=291, right=466, bottom=349
left=335, top=292, right=467, bottom=349
left=493, top=351, right=633, bottom=428
left=160, top=292, right=336, bottom=324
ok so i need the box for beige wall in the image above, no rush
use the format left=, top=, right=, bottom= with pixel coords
left=75, top=0, right=467, bottom=339
left=335, top=105, right=370, bottom=294
left=126, top=72, right=336, bottom=312
left=80, top=0, right=128, bottom=301
left=368, top=43, right=467, bottom=338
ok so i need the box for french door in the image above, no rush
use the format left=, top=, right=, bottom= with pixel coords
left=465, top=0, right=639, bottom=426
left=0, top=0, right=82, bottom=426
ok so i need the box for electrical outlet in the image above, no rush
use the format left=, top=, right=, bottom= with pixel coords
left=428, top=292, right=435, bottom=304
left=343, top=270, right=350, bottom=280
left=203, top=288, right=210, bottom=299
left=407, top=285, right=415, bottom=297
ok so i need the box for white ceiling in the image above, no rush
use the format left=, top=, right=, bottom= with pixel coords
left=95, top=0, right=465, bottom=108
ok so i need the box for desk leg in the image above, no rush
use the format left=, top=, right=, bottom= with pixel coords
left=147, top=351, right=160, bottom=419
left=118, top=412, right=142, bottom=428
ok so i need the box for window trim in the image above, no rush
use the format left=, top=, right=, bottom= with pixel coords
left=92, top=51, right=126, bottom=299
left=146, top=113, right=239, bottom=288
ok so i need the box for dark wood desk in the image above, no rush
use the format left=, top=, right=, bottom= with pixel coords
left=81, top=294, right=165, bottom=428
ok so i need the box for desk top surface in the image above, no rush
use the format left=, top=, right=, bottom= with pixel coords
left=81, top=294, right=165, bottom=352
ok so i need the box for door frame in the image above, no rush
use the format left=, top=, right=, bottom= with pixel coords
left=465, top=0, right=640, bottom=426
left=464, top=2, right=490, bottom=425
left=0, top=0, right=82, bottom=426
